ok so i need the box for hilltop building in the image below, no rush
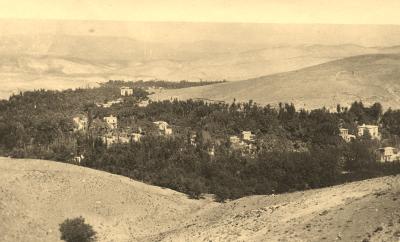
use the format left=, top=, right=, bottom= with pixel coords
left=104, top=115, right=118, bottom=130
left=339, top=128, right=356, bottom=142
left=376, top=147, right=400, bottom=162
left=120, top=86, right=133, bottom=96
left=357, top=124, right=380, bottom=140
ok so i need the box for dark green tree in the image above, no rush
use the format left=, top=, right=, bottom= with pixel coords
left=59, top=216, right=96, bottom=242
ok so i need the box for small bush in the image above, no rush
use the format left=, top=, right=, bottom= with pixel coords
left=59, top=216, right=96, bottom=242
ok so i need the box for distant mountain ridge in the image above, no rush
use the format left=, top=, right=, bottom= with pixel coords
left=1, top=34, right=400, bottom=99
left=151, top=54, right=400, bottom=110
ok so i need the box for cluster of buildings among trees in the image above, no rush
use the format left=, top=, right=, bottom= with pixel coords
left=2, top=82, right=400, bottom=200
left=339, top=124, right=380, bottom=142
left=339, top=123, right=400, bottom=162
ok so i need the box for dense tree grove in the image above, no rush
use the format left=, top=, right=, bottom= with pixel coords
left=1, top=82, right=400, bottom=201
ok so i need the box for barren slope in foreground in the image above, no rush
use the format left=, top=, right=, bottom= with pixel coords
left=1, top=157, right=400, bottom=242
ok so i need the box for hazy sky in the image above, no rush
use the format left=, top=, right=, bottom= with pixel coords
left=1, top=20, right=400, bottom=47
left=1, top=1, right=400, bottom=47
left=1, top=0, right=400, bottom=24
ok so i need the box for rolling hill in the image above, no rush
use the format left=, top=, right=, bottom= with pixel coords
left=1, top=157, right=400, bottom=242
left=151, top=54, right=400, bottom=110
left=0, top=157, right=213, bottom=242
left=1, top=33, right=397, bottom=100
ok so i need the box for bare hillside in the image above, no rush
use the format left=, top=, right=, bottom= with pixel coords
left=0, top=157, right=214, bottom=242
left=0, top=34, right=393, bottom=99
left=1, top=157, right=400, bottom=242
left=156, top=176, right=400, bottom=242
left=151, top=54, right=400, bottom=110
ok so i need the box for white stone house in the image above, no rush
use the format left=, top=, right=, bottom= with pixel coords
left=229, top=135, right=241, bottom=144
left=101, top=98, right=123, bottom=108
left=242, top=131, right=255, bottom=142
left=357, top=124, right=380, bottom=140
left=73, top=154, right=84, bottom=164
left=102, top=132, right=132, bottom=147
left=164, top=127, right=173, bottom=135
left=102, top=134, right=118, bottom=147
left=72, top=115, right=88, bottom=132
left=118, top=135, right=130, bottom=144
left=153, top=121, right=172, bottom=135
left=190, top=133, right=197, bottom=146
left=131, top=133, right=143, bottom=142
left=154, top=121, right=169, bottom=130
left=138, top=100, right=150, bottom=107
left=339, top=128, right=356, bottom=142
left=104, top=115, right=118, bottom=130
left=208, top=146, right=215, bottom=156
left=120, top=86, right=133, bottom=96
left=376, top=147, right=400, bottom=162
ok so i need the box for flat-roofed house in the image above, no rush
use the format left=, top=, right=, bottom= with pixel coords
left=376, top=147, right=400, bottom=162
left=190, top=133, right=197, bottom=146
left=102, top=132, right=132, bottom=147
left=131, top=133, right=143, bottom=142
left=208, top=146, right=215, bottom=156
left=102, top=134, right=118, bottom=147
left=120, top=86, right=133, bottom=96
left=164, top=127, right=173, bottom=135
left=73, top=154, right=84, bottom=164
left=242, top=131, right=255, bottom=142
left=138, top=100, right=149, bottom=107
left=357, top=124, right=380, bottom=139
left=72, top=115, right=88, bottom=132
left=153, top=121, right=168, bottom=130
left=339, top=128, right=356, bottom=142
left=104, top=115, right=118, bottom=130
left=230, top=135, right=241, bottom=144
left=153, top=121, right=172, bottom=135
left=118, top=134, right=130, bottom=144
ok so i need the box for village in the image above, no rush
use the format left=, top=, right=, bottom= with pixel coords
left=339, top=123, right=400, bottom=162
left=71, top=86, right=228, bottom=162
left=71, top=86, right=400, bottom=164
left=3, top=77, right=400, bottom=207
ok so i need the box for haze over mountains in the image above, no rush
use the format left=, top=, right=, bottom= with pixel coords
left=2, top=20, right=400, bottom=108
left=152, top=53, right=400, bottom=110
left=0, top=34, right=398, bottom=100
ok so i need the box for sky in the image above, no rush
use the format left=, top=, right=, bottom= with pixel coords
left=0, top=0, right=400, bottom=25
left=0, top=1, right=400, bottom=47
